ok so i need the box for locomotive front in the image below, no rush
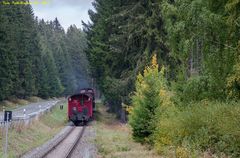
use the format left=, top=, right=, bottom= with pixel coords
left=68, top=93, right=93, bottom=125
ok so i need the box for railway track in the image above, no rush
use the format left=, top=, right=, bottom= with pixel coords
left=43, top=126, right=86, bottom=158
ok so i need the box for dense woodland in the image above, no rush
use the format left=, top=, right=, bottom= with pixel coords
left=0, top=0, right=240, bottom=157
left=85, top=0, right=240, bottom=157
left=85, top=0, right=240, bottom=112
left=0, top=1, right=89, bottom=101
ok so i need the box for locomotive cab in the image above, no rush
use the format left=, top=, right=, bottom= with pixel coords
left=68, top=93, right=93, bottom=125
left=80, top=88, right=96, bottom=111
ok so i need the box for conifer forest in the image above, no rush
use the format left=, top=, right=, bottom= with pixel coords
left=85, top=0, right=240, bottom=156
left=0, top=0, right=240, bottom=157
left=0, top=2, right=90, bottom=100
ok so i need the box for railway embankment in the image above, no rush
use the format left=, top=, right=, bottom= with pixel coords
left=94, top=103, right=161, bottom=158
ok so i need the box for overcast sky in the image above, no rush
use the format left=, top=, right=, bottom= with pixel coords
left=30, top=0, right=94, bottom=31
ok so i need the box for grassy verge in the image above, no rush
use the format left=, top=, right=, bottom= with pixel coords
left=94, top=103, right=161, bottom=158
left=0, top=101, right=67, bottom=157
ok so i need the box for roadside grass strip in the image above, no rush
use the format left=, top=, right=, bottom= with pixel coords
left=0, top=101, right=67, bottom=157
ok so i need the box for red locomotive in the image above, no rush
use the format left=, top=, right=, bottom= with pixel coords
left=80, top=88, right=95, bottom=110
left=68, top=88, right=95, bottom=125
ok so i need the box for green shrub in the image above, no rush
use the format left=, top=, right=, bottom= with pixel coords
left=154, top=101, right=240, bottom=157
left=176, top=76, right=210, bottom=102
left=129, top=54, right=167, bottom=143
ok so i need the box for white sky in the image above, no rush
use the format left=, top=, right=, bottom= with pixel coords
left=30, top=0, right=94, bottom=30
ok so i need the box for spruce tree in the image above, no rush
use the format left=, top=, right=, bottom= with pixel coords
left=0, top=4, right=17, bottom=100
left=129, top=55, right=166, bottom=143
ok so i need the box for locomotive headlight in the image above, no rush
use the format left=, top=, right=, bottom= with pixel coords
left=73, top=107, right=77, bottom=111
left=69, top=98, right=72, bottom=101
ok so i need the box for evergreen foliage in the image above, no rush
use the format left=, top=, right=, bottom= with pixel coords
left=85, top=0, right=240, bottom=107
left=85, top=0, right=240, bottom=156
left=84, top=0, right=169, bottom=113
left=0, top=1, right=89, bottom=101
left=129, top=55, right=167, bottom=143
left=161, top=0, right=239, bottom=100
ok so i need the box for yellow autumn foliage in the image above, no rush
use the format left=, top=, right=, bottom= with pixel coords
left=130, top=53, right=171, bottom=143
left=122, top=102, right=134, bottom=114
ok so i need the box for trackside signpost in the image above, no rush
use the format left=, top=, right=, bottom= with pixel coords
left=4, top=110, right=12, bottom=158
left=4, top=111, right=12, bottom=121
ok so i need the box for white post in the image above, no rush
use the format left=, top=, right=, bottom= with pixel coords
left=2, top=107, right=5, bottom=154
left=23, top=109, right=26, bottom=118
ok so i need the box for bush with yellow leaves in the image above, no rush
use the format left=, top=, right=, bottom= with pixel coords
left=129, top=54, right=168, bottom=143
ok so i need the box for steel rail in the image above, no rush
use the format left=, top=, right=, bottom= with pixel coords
left=65, top=126, right=86, bottom=158
left=42, top=126, right=76, bottom=158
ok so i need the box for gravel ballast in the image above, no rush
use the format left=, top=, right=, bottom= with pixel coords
left=22, top=123, right=73, bottom=158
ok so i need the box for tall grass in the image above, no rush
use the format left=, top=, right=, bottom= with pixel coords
left=154, top=101, right=240, bottom=157
left=95, top=103, right=161, bottom=158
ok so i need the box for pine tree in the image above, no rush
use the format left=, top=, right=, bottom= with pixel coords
left=0, top=4, right=18, bottom=100
left=37, top=19, right=64, bottom=97
left=0, top=2, right=89, bottom=101
left=12, top=3, right=37, bottom=98
left=84, top=0, right=168, bottom=112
